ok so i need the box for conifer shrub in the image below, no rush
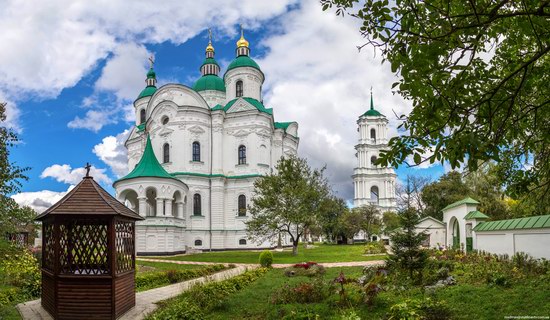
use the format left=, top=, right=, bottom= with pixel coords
left=259, top=250, right=274, bottom=267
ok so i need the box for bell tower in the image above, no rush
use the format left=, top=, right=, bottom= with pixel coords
left=352, top=90, right=397, bottom=212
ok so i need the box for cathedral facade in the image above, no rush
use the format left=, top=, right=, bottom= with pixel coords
left=113, top=31, right=299, bottom=255
left=352, top=93, right=397, bottom=213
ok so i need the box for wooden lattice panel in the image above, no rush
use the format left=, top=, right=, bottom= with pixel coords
left=42, top=223, right=55, bottom=271
left=59, top=221, right=109, bottom=275
left=115, top=221, right=134, bottom=273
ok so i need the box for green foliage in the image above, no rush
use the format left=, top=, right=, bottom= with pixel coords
left=388, top=298, right=451, bottom=320
left=382, top=211, right=401, bottom=233
left=146, top=268, right=268, bottom=320
left=284, top=263, right=326, bottom=278
left=314, top=196, right=348, bottom=242
left=364, top=241, right=387, bottom=254
left=387, top=209, right=427, bottom=282
left=0, top=247, right=41, bottom=297
left=135, top=264, right=228, bottom=291
left=421, top=171, right=471, bottom=221
left=271, top=279, right=328, bottom=304
left=259, top=250, right=274, bottom=268
left=246, top=155, right=333, bottom=255
left=321, top=0, right=550, bottom=204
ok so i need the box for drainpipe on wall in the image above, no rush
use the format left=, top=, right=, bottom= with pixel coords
left=209, top=113, right=213, bottom=252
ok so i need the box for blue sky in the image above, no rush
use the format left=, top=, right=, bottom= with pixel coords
left=2, top=0, right=445, bottom=212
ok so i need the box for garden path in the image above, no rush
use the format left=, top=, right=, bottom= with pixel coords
left=16, top=265, right=255, bottom=320
left=136, top=257, right=386, bottom=268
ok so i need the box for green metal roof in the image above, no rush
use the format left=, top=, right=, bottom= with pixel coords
left=147, top=68, right=156, bottom=78
left=442, top=197, right=480, bottom=211
left=136, top=123, right=146, bottom=132
left=115, top=135, right=178, bottom=184
left=137, top=86, right=157, bottom=99
left=171, top=172, right=262, bottom=179
left=473, top=214, right=550, bottom=232
left=212, top=97, right=273, bottom=115
left=193, top=75, right=226, bottom=92
left=464, top=210, right=489, bottom=220
left=274, top=122, right=298, bottom=138
left=201, top=57, right=219, bottom=68
left=225, top=56, right=261, bottom=73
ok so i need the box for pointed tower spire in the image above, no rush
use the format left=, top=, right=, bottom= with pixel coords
left=370, top=86, right=374, bottom=110
left=200, top=28, right=220, bottom=76
left=137, top=56, right=158, bottom=100
left=236, top=24, right=250, bottom=57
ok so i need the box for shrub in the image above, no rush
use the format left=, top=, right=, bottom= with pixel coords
left=259, top=250, right=274, bottom=268
left=486, top=272, right=511, bottom=287
left=271, top=278, right=327, bottom=304
left=0, top=248, right=41, bottom=298
left=388, top=298, right=451, bottom=320
left=135, top=264, right=229, bottom=291
left=364, top=241, right=387, bottom=254
left=284, top=264, right=326, bottom=278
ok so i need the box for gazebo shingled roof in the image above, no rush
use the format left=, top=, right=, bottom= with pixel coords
left=36, top=176, right=143, bottom=220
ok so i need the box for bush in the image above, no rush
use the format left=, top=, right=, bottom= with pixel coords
left=364, top=241, right=387, bottom=254
left=284, top=264, right=326, bottom=278
left=271, top=279, right=327, bottom=304
left=259, top=250, right=274, bottom=268
left=388, top=298, right=451, bottom=320
left=0, top=247, right=41, bottom=298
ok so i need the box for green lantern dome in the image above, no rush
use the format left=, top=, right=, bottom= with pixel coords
left=226, top=56, right=261, bottom=73
left=137, top=86, right=157, bottom=99
left=146, top=68, right=156, bottom=78
left=137, top=67, right=157, bottom=100
left=193, top=74, right=226, bottom=92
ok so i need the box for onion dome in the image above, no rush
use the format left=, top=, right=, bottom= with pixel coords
left=193, top=29, right=225, bottom=92
left=362, top=90, right=383, bottom=117
left=137, top=66, right=157, bottom=100
left=236, top=25, right=250, bottom=57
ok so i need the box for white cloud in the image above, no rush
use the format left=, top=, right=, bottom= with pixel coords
left=40, top=164, right=112, bottom=185
left=258, top=0, right=412, bottom=199
left=67, top=109, right=118, bottom=132
left=0, top=94, right=21, bottom=132
left=11, top=186, right=74, bottom=213
left=93, top=129, right=130, bottom=177
left=405, top=148, right=437, bottom=169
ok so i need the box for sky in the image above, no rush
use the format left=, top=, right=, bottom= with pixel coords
left=2, top=0, right=447, bottom=212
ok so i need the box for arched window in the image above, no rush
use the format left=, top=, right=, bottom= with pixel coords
left=370, top=128, right=376, bottom=142
left=163, top=143, right=170, bottom=163
left=239, top=239, right=247, bottom=245
left=140, top=109, right=146, bottom=124
left=371, top=156, right=377, bottom=168
left=192, top=141, right=200, bottom=162
left=370, top=186, right=379, bottom=204
left=238, top=145, right=246, bottom=165
left=238, top=195, right=246, bottom=216
left=193, top=193, right=202, bottom=216
left=194, top=239, right=202, bottom=246
left=259, top=144, right=268, bottom=164
left=162, top=116, right=169, bottom=125
left=236, top=80, right=243, bottom=97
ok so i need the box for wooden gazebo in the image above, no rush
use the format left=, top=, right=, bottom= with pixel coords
left=35, top=171, right=144, bottom=319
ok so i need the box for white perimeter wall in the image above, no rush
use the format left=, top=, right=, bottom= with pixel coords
left=475, top=229, right=550, bottom=259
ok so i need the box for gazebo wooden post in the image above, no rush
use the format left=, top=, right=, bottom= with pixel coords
left=110, top=218, right=116, bottom=316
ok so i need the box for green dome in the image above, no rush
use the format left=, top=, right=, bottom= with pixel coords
left=362, top=109, right=383, bottom=117
left=193, top=75, right=226, bottom=92
left=137, top=86, right=157, bottom=99
left=146, top=68, right=156, bottom=78
left=226, top=56, right=261, bottom=73
left=201, top=57, right=219, bottom=68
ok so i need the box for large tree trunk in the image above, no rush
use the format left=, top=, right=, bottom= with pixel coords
left=292, top=237, right=299, bottom=255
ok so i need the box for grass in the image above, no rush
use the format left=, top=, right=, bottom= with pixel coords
left=151, top=243, right=386, bottom=264
left=0, top=284, right=23, bottom=320
left=137, top=260, right=205, bottom=272
left=205, top=266, right=550, bottom=319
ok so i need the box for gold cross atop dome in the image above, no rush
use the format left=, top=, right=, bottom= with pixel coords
left=206, top=28, right=214, bottom=52
left=236, top=24, right=249, bottom=48
left=148, top=55, right=155, bottom=69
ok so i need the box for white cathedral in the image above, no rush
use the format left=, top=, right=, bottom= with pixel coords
left=352, top=93, right=397, bottom=213
left=113, top=31, right=299, bottom=255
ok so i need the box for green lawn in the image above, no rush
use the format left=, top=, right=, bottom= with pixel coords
left=137, top=260, right=206, bottom=272
left=151, top=243, right=386, bottom=264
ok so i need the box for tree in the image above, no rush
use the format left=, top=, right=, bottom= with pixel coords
left=421, top=171, right=471, bottom=220
left=322, top=0, right=550, bottom=202
left=396, top=174, right=431, bottom=213
left=0, top=102, right=30, bottom=238
left=387, top=208, right=427, bottom=283
left=315, top=196, right=347, bottom=243
left=463, top=162, right=511, bottom=219
left=336, top=208, right=362, bottom=243
left=382, top=211, right=400, bottom=233
left=246, top=155, right=331, bottom=255
left=354, top=205, right=382, bottom=241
